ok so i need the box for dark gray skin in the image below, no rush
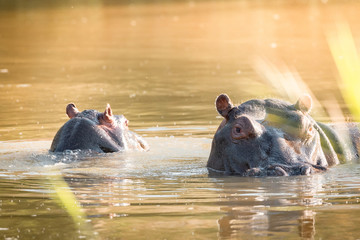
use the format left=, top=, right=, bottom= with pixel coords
left=207, top=94, right=360, bottom=176
left=50, top=103, right=149, bottom=153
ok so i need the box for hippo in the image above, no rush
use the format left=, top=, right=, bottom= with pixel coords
left=50, top=103, right=149, bottom=153
left=207, top=93, right=360, bottom=176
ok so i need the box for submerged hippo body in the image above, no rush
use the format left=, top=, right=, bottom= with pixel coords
left=207, top=94, right=360, bottom=176
left=50, top=103, right=149, bottom=153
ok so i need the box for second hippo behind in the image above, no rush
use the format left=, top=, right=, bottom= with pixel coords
left=207, top=93, right=359, bottom=176
left=50, top=103, right=149, bottom=153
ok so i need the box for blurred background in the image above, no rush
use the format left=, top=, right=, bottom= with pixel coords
left=0, top=0, right=359, bottom=140
left=2, top=1, right=360, bottom=240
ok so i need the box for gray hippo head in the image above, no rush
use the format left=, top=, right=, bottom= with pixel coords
left=50, top=103, right=149, bottom=153
left=207, top=94, right=340, bottom=176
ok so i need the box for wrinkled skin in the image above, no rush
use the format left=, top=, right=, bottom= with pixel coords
left=207, top=94, right=359, bottom=176
left=50, top=103, right=149, bottom=153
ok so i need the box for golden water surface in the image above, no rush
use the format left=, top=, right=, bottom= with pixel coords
left=1, top=0, right=360, bottom=239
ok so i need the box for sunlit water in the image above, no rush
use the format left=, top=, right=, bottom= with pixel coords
left=1, top=0, right=360, bottom=239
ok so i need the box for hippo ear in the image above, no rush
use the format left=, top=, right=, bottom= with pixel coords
left=215, top=94, right=234, bottom=118
left=295, top=94, right=313, bottom=114
left=102, top=103, right=115, bottom=123
left=66, top=103, right=79, bottom=119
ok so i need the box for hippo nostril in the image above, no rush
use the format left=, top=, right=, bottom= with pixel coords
left=100, top=146, right=113, bottom=153
left=236, top=127, right=241, bottom=133
left=301, top=165, right=312, bottom=175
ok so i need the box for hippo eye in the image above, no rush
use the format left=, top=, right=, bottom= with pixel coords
left=231, top=118, right=257, bottom=141
left=304, top=125, right=315, bottom=141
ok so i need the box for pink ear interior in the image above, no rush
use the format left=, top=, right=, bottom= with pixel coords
left=215, top=94, right=234, bottom=118
left=98, top=103, right=117, bottom=128
left=66, top=103, right=79, bottom=119
left=102, top=104, right=114, bottom=123
left=295, top=94, right=313, bottom=114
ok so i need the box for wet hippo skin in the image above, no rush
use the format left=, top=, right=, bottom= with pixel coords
left=207, top=94, right=360, bottom=176
left=50, top=103, right=149, bottom=153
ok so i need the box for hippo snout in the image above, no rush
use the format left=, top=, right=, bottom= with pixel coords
left=245, top=163, right=327, bottom=177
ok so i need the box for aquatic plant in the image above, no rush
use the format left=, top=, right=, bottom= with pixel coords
left=327, top=21, right=360, bottom=120
left=48, top=171, right=95, bottom=238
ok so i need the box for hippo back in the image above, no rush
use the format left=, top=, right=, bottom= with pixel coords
left=50, top=117, right=121, bottom=152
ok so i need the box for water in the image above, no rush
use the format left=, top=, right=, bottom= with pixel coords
left=2, top=139, right=360, bottom=239
left=1, top=0, right=360, bottom=239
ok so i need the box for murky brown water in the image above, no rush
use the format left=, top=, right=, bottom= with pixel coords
left=1, top=0, right=360, bottom=239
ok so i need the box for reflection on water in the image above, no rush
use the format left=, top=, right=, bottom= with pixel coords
left=1, top=0, right=360, bottom=239
left=1, top=138, right=360, bottom=239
